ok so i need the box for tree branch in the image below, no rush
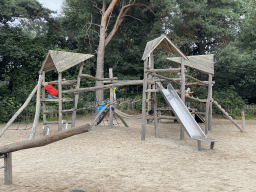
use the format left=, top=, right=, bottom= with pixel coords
left=105, top=1, right=136, bottom=47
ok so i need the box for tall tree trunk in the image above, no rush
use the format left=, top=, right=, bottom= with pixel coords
left=95, top=0, right=135, bottom=104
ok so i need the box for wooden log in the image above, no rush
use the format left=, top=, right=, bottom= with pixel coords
left=141, top=59, right=148, bottom=141
left=41, top=98, right=73, bottom=102
left=109, top=68, right=114, bottom=129
left=180, top=58, right=186, bottom=140
left=114, top=112, right=129, bottom=127
left=58, top=72, right=63, bottom=131
left=208, top=74, right=213, bottom=131
left=30, top=75, right=42, bottom=140
left=72, top=62, right=83, bottom=128
left=152, top=73, right=180, bottom=85
left=147, top=68, right=181, bottom=73
left=62, top=80, right=145, bottom=94
left=185, top=74, right=213, bottom=86
left=80, top=74, right=117, bottom=81
left=0, top=124, right=91, bottom=154
left=42, top=71, right=47, bottom=125
left=242, top=110, right=245, bottom=130
left=150, top=53, right=158, bottom=138
left=212, top=100, right=244, bottom=132
left=0, top=84, right=39, bottom=137
left=4, top=152, right=12, bottom=185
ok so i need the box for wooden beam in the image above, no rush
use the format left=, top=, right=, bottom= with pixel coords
left=72, top=62, right=83, bottom=128
left=62, top=80, right=145, bottom=94
left=152, top=73, right=180, bottom=85
left=30, top=75, right=42, bottom=140
left=180, top=57, right=186, bottom=140
left=147, top=68, right=181, bottom=73
left=109, top=68, right=114, bottom=129
left=4, top=152, right=12, bottom=185
left=0, top=124, right=91, bottom=154
left=212, top=100, right=244, bottom=132
left=58, top=72, right=63, bottom=131
left=80, top=74, right=117, bottom=81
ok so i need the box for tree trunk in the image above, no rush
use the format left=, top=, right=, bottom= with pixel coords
left=95, top=0, right=134, bottom=104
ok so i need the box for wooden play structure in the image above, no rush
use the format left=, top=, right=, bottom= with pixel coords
left=140, top=35, right=244, bottom=150
left=0, top=35, right=245, bottom=185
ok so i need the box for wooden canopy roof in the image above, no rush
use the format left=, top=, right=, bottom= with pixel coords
left=167, top=54, right=214, bottom=75
left=142, top=35, right=188, bottom=60
left=40, top=50, right=94, bottom=74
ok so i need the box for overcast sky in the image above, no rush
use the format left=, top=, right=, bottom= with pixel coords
left=37, top=0, right=64, bottom=15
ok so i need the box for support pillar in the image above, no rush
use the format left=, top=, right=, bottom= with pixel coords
left=72, top=62, right=84, bottom=128
left=141, top=58, right=149, bottom=140
left=180, top=57, right=186, bottom=140
left=58, top=72, right=63, bottom=131
left=109, top=68, right=114, bottom=129
left=4, top=153, right=12, bottom=185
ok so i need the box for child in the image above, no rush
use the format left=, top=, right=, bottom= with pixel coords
left=43, top=82, right=58, bottom=99
left=185, top=87, right=193, bottom=108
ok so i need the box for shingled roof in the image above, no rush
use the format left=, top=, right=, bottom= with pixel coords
left=167, top=54, right=214, bottom=75
left=40, top=50, right=94, bottom=74
left=142, top=35, right=188, bottom=60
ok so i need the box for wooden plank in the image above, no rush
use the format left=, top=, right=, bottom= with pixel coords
left=0, top=84, right=39, bottom=137
left=145, top=89, right=160, bottom=92
left=147, top=68, right=181, bottom=73
left=58, top=73, right=63, bottom=131
left=30, top=75, right=42, bottom=140
left=4, top=152, right=12, bottom=185
left=0, top=124, right=91, bottom=154
left=72, top=62, right=83, bottom=128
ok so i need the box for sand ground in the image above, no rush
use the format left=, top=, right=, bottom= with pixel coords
left=0, top=115, right=255, bottom=192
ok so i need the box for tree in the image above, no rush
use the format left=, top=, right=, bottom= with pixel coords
left=168, top=0, right=246, bottom=55
left=62, top=0, right=178, bottom=103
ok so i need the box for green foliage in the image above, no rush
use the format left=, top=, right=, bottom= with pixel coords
left=213, top=86, right=246, bottom=109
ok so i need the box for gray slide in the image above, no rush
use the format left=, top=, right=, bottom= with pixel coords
left=160, top=83, right=217, bottom=151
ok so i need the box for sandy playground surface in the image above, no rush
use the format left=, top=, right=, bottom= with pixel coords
left=0, top=115, right=256, bottom=192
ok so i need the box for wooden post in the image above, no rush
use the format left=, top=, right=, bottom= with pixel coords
left=141, top=58, right=148, bottom=140
left=4, top=152, right=12, bottom=185
left=208, top=74, right=213, bottom=131
left=30, top=75, right=42, bottom=140
left=72, top=62, right=84, bottom=128
left=109, top=68, right=114, bottom=129
left=42, top=71, right=47, bottom=127
left=242, top=110, right=245, bottom=130
left=58, top=72, right=63, bottom=131
left=150, top=53, right=158, bottom=137
left=180, top=57, right=186, bottom=140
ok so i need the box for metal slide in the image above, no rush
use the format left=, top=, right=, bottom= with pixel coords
left=160, top=83, right=217, bottom=150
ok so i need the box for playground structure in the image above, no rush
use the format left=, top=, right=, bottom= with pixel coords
left=0, top=35, right=245, bottom=185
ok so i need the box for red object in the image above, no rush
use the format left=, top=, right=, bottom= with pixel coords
left=44, top=84, right=58, bottom=96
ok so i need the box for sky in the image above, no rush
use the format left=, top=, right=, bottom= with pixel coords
left=37, top=0, right=64, bottom=15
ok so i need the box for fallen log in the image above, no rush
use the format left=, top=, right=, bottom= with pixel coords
left=0, top=124, right=91, bottom=154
